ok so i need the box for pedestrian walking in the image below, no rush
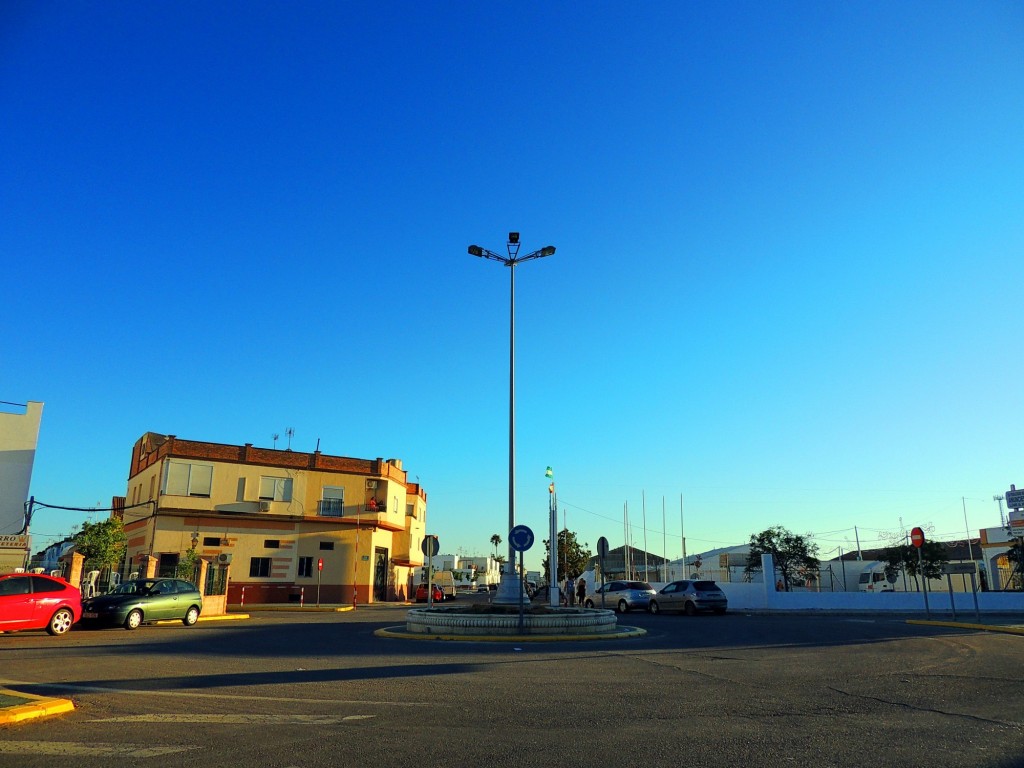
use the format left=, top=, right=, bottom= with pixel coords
left=567, top=577, right=576, bottom=606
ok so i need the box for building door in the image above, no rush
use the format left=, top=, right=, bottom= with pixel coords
left=373, top=548, right=389, bottom=602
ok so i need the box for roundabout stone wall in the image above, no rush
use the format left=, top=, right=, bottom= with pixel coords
left=405, top=606, right=619, bottom=636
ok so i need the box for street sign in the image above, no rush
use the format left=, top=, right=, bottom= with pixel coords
left=942, top=563, right=977, bottom=575
left=910, top=527, right=925, bottom=548
left=597, top=536, right=609, bottom=558
left=1008, top=509, right=1024, bottom=537
left=509, top=525, right=534, bottom=552
left=1006, top=488, right=1024, bottom=510
left=421, top=535, right=439, bottom=558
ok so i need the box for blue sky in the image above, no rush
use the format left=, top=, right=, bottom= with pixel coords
left=3, top=2, right=1022, bottom=570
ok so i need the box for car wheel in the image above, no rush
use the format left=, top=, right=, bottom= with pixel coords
left=648, top=600, right=660, bottom=615
left=584, top=599, right=594, bottom=609
left=183, top=606, right=200, bottom=626
left=125, top=609, right=144, bottom=630
left=46, top=608, right=74, bottom=636
left=684, top=601, right=697, bottom=617
left=617, top=599, right=629, bottom=613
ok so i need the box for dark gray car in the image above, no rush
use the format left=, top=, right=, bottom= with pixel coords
left=648, top=579, right=727, bottom=615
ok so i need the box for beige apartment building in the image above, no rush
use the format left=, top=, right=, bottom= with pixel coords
left=120, top=432, right=428, bottom=604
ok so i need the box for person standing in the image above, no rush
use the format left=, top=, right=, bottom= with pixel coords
left=576, top=577, right=587, bottom=607
left=566, top=576, right=575, bottom=606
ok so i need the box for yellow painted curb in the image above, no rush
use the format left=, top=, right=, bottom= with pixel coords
left=227, top=605, right=355, bottom=613
left=152, top=613, right=250, bottom=626
left=0, top=688, right=74, bottom=725
left=907, top=619, right=1024, bottom=636
left=374, top=626, right=647, bottom=642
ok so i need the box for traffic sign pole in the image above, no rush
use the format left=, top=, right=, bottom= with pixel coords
left=508, top=525, right=534, bottom=632
left=316, top=558, right=322, bottom=607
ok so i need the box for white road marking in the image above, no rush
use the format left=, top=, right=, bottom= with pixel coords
left=0, top=678, right=421, bottom=707
left=0, top=741, right=198, bottom=757
left=87, top=714, right=375, bottom=724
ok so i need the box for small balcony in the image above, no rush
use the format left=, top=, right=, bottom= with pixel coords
left=364, top=499, right=386, bottom=514
left=317, top=498, right=345, bottom=517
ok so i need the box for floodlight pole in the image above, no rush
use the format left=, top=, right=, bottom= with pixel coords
left=469, top=234, right=555, bottom=606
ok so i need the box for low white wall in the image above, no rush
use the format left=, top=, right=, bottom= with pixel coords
left=713, top=554, right=1024, bottom=614
left=626, top=561, right=1024, bottom=614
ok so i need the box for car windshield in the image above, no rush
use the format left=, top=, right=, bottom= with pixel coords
left=626, top=581, right=652, bottom=590
left=113, top=580, right=159, bottom=595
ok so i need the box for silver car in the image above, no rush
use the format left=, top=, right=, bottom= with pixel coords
left=648, top=579, right=727, bottom=615
left=584, top=580, right=655, bottom=613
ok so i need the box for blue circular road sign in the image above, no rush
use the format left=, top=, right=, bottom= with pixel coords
left=509, top=525, right=534, bottom=552
left=421, top=535, right=439, bottom=558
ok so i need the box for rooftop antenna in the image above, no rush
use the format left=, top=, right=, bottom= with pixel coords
left=286, top=427, right=294, bottom=451
left=272, top=433, right=279, bottom=449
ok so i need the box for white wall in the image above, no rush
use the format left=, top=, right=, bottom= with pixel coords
left=0, top=402, right=43, bottom=534
left=714, top=554, right=1024, bottom=614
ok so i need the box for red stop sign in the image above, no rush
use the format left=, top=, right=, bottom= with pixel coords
left=317, top=558, right=323, bottom=571
left=910, top=527, right=925, bottom=548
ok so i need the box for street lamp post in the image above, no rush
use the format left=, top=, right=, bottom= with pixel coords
left=469, top=233, right=555, bottom=606
left=546, top=466, right=559, bottom=608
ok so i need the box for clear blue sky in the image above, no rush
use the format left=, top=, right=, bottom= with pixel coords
left=3, top=2, right=1022, bottom=571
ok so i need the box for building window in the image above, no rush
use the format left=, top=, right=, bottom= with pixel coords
left=259, top=476, right=292, bottom=502
left=319, top=541, right=334, bottom=551
left=298, top=556, right=313, bottom=578
left=318, top=486, right=345, bottom=517
left=164, top=461, right=213, bottom=497
left=406, top=503, right=415, bottom=518
left=203, top=536, right=221, bottom=547
left=265, top=540, right=280, bottom=549
left=249, top=557, right=271, bottom=578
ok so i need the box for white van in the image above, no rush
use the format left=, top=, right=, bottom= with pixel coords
left=432, top=570, right=457, bottom=600
left=857, top=561, right=906, bottom=592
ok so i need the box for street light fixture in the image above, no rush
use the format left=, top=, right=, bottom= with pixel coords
left=469, top=233, right=556, bottom=605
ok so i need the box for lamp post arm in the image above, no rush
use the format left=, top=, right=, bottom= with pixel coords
left=514, top=246, right=556, bottom=264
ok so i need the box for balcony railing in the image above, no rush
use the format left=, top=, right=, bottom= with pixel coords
left=317, top=498, right=345, bottom=517
left=364, top=501, right=386, bottom=513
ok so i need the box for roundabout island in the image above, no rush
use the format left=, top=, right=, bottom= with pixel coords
left=374, top=603, right=646, bottom=642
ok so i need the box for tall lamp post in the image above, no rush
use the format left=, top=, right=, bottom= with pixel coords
left=469, top=232, right=555, bottom=605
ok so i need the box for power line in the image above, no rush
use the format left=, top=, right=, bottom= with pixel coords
left=31, top=500, right=153, bottom=513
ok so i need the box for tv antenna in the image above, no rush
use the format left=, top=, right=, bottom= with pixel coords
left=272, top=433, right=279, bottom=449
left=285, top=427, right=294, bottom=450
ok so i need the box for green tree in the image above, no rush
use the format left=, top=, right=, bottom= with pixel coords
left=490, top=533, right=502, bottom=559
left=542, top=529, right=592, bottom=584
left=74, top=517, right=127, bottom=572
left=880, top=542, right=949, bottom=591
left=744, top=526, right=819, bottom=591
left=176, top=547, right=201, bottom=581
left=1005, top=539, right=1024, bottom=590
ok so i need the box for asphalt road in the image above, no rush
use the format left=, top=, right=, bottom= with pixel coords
left=1, top=606, right=1023, bottom=768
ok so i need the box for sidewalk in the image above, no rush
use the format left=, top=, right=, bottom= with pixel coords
left=908, top=617, right=1024, bottom=635
left=226, top=601, right=414, bottom=612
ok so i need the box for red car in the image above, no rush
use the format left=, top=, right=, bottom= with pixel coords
left=0, top=573, right=81, bottom=635
left=415, top=583, right=443, bottom=603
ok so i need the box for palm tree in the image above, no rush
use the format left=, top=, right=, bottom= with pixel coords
left=490, top=534, right=502, bottom=559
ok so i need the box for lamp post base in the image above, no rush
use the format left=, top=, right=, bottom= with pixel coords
left=492, top=569, right=530, bottom=606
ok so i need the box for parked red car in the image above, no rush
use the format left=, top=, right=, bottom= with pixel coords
left=415, top=583, right=443, bottom=603
left=0, top=573, right=81, bottom=635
